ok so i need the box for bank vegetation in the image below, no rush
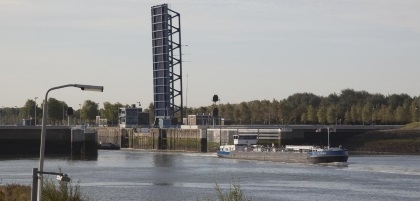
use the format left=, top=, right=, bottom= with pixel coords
left=2, top=89, right=419, bottom=126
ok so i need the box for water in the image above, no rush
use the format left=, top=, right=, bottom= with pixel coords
left=1, top=150, right=420, bottom=201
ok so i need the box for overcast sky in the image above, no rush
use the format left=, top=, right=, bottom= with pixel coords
left=1, top=0, right=420, bottom=109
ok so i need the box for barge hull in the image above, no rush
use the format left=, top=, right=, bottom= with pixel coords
left=218, top=151, right=308, bottom=163
left=307, top=155, right=348, bottom=163
left=217, top=151, right=348, bottom=164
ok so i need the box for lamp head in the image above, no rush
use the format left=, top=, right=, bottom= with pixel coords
left=56, top=174, right=71, bottom=182
left=75, top=84, right=104, bottom=92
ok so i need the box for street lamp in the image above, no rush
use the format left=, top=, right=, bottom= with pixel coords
left=36, top=84, right=103, bottom=201
left=62, top=105, right=65, bottom=125
left=34, top=97, right=38, bottom=126
left=79, top=103, right=82, bottom=124
left=371, top=107, right=375, bottom=125
left=15, top=106, right=18, bottom=125
left=316, top=126, right=336, bottom=149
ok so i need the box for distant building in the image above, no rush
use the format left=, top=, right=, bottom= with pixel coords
left=95, top=116, right=108, bottom=127
left=118, top=107, right=150, bottom=128
left=184, top=114, right=225, bottom=126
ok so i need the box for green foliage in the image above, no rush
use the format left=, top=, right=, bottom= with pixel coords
left=81, top=100, right=99, bottom=124
left=148, top=102, right=155, bottom=124
left=317, top=107, right=326, bottom=124
left=102, top=102, right=124, bottom=126
left=42, top=176, right=90, bottom=201
left=21, top=99, right=40, bottom=120
left=0, top=184, right=30, bottom=201
left=307, top=105, right=317, bottom=124
left=403, top=122, right=420, bottom=129
left=208, top=178, right=252, bottom=201
left=4, top=88, right=420, bottom=126
left=47, top=98, right=67, bottom=124
left=0, top=178, right=91, bottom=201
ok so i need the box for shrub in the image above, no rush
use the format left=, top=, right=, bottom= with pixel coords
left=42, top=176, right=91, bottom=201
left=0, top=184, right=31, bottom=201
left=205, top=178, right=252, bottom=201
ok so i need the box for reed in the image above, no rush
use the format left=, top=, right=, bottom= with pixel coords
left=0, top=176, right=91, bottom=201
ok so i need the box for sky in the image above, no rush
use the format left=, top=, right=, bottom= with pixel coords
left=1, top=0, right=420, bottom=109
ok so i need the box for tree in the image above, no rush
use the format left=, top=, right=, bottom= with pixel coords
left=361, top=103, right=372, bottom=125
left=47, top=98, right=67, bottom=125
left=81, top=100, right=98, bottom=124
left=317, top=107, right=326, bottom=124
left=223, top=103, right=235, bottom=121
left=381, top=106, right=395, bottom=125
left=326, top=105, right=337, bottom=125
left=395, top=105, right=408, bottom=124
left=21, top=99, right=40, bottom=120
left=233, top=105, right=242, bottom=124
left=300, top=113, right=307, bottom=125
left=307, top=105, right=317, bottom=124
left=238, top=102, right=251, bottom=124
left=344, top=110, right=351, bottom=124
left=102, top=102, right=123, bottom=126
left=409, top=101, right=418, bottom=122
left=148, top=102, right=154, bottom=125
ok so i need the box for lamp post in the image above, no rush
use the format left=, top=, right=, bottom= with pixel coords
left=36, top=84, right=103, bottom=201
left=316, top=126, right=336, bottom=149
left=250, top=109, right=253, bottom=125
left=79, top=103, right=82, bottom=124
left=15, top=106, right=18, bottom=125
left=62, top=105, right=65, bottom=125
left=371, top=107, right=375, bottom=125
left=34, top=97, right=38, bottom=126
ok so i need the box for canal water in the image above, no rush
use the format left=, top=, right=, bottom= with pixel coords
left=1, top=150, right=420, bottom=201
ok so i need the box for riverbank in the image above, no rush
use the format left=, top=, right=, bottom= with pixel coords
left=343, top=128, right=420, bottom=155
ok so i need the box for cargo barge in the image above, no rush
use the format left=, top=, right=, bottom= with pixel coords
left=217, top=132, right=348, bottom=164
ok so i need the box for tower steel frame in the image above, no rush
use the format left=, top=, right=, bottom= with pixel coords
left=151, top=4, right=183, bottom=124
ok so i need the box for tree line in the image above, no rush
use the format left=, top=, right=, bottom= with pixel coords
left=185, top=89, right=420, bottom=125
left=1, top=89, right=419, bottom=126
left=0, top=99, right=130, bottom=126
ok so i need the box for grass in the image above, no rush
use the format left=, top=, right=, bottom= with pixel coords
left=403, top=122, right=420, bottom=129
left=42, top=176, right=90, bottom=201
left=0, top=176, right=91, bottom=201
left=1, top=176, right=250, bottom=201
left=0, top=184, right=31, bottom=201
left=205, top=177, right=252, bottom=201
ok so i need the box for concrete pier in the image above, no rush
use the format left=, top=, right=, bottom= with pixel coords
left=97, top=127, right=207, bottom=152
left=0, top=126, right=98, bottom=158
left=93, top=124, right=411, bottom=154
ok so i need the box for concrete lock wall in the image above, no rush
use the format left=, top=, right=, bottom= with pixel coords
left=97, top=127, right=208, bottom=152
left=0, top=126, right=72, bottom=157
left=71, top=129, right=98, bottom=159
left=165, top=129, right=207, bottom=152
left=97, top=127, right=123, bottom=146
left=0, top=126, right=97, bottom=158
left=207, top=129, right=237, bottom=152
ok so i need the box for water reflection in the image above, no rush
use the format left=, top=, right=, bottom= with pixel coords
left=70, top=155, right=98, bottom=161
left=153, top=152, right=174, bottom=167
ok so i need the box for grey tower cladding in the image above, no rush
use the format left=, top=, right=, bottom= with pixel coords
left=151, top=4, right=183, bottom=124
